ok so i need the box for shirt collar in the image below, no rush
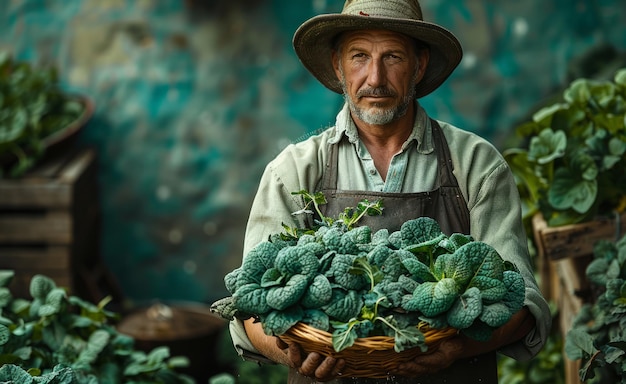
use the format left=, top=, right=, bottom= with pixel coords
left=330, top=101, right=435, bottom=155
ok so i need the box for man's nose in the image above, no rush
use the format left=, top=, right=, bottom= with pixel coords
left=366, top=59, right=386, bottom=88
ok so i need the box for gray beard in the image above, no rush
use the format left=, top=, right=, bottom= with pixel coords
left=347, top=94, right=412, bottom=125
left=339, top=75, right=417, bottom=126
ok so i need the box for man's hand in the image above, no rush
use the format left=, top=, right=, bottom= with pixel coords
left=276, top=337, right=346, bottom=382
left=396, top=307, right=536, bottom=377
left=394, top=337, right=464, bottom=376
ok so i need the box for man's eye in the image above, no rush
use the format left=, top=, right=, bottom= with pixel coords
left=385, top=55, right=403, bottom=63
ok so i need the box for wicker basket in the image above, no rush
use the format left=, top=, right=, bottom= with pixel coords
left=279, top=322, right=458, bottom=379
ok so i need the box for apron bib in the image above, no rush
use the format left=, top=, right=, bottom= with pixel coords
left=288, top=120, right=497, bottom=384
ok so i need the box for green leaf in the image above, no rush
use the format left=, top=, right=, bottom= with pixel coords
left=302, top=309, right=330, bottom=331
left=260, top=268, right=284, bottom=288
left=406, top=278, right=459, bottom=317
left=479, top=302, right=512, bottom=328
left=233, top=283, right=271, bottom=315
left=266, top=274, right=309, bottom=310
left=532, top=103, right=567, bottom=126
left=457, top=242, right=505, bottom=283
left=564, top=78, right=594, bottom=105
left=0, top=324, right=9, bottom=345
left=502, top=149, right=545, bottom=210
left=42, top=321, right=67, bottom=351
left=389, top=318, right=426, bottom=353
left=446, top=287, right=482, bottom=329
left=77, top=329, right=111, bottom=366
left=321, top=289, right=363, bottom=323
left=29, top=274, right=57, bottom=301
left=0, top=364, right=35, bottom=383
left=146, top=346, right=171, bottom=366
left=548, top=167, right=597, bottom=214
left=0, top=287, right=12, bottom=307
left=0, top=108, right=28, bottom=144
left=401, top=255, right=435, bottom=283
left=432, top=252, right=473, bottom=288
left=0, top=271, right=15, bottom=288
left=167, top=355, right=190, bottom=369
left=527, top=128, right=566, bottom=164
left=615, top=68, right=626, bottom=87
left=565, top=328, right=597, bottom=360
left=603, top=342, right=625, bottom=364
left=42, top=288, right=66, bottom=315
left=331, top=320, right=359, bottom=352
left=469, top=276, right=507, bottom=303
left=400, top=217, right=445, bottom=250
left=260, top=306, right=304, bottom=336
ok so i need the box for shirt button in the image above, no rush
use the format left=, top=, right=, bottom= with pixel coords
left=369, top=169, right=376, bottom=175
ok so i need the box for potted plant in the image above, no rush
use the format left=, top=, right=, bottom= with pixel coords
left=0, top=52, right=94, bottom=177
left=503, top=67, right=626, bottom=229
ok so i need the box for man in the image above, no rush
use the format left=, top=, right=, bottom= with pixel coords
left=229, top=0, right=552, bottom=382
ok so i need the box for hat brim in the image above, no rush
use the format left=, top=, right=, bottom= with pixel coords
left=293, top=14, right=463, bottom=98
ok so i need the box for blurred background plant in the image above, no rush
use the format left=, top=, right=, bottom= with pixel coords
left=0, top=270, right=194, bottom=383
left=564, top=235, right=626, bottom=384
left=0, top=52, right=90, bottom=177
left=504, top=68, right=626, bottom=228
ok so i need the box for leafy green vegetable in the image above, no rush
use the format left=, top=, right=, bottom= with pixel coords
left=214, top=192, right=528, bottom=355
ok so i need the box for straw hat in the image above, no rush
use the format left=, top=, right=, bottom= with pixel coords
left=293, top=0, right=463, bottom=98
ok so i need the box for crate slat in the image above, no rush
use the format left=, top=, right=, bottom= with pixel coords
left=0, top=150, right=95, bottom=209
left=533, top=212, right=626, bottom=261
left=0, top=211, right=72, bottom=244
left=0, top=246, right=71, bottom=269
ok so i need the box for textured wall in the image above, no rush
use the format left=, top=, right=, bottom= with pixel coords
left=2, top=0, right=625, bottom=305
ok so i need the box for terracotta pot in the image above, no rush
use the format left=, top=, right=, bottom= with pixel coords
left=116, top=301, right=228, bottom=383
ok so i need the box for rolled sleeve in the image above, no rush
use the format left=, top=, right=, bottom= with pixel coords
left=229, top=319, right=276, bottom=364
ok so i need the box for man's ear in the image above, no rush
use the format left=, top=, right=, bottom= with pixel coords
left=332, top=50, right=342, bottom=80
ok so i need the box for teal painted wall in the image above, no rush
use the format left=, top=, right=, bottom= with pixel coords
left=2, top=0, right=625, bottom=305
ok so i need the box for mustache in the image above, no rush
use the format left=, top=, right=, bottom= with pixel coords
left=356, top=87, right=397, bottom=98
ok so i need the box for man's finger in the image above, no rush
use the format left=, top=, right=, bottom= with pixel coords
left=315, top=356, right=346, bottom=382
left=287, top=342, right=304, bottom=368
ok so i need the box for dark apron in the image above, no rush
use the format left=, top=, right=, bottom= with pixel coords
left=288, top=120, right=498, bottom=384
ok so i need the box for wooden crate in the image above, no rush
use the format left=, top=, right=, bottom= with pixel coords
left=532, top=213, right=626, bottom=302
left=532, top=212, right=626, bottom=384
left=533, top=212, right=626, bottom=261
left=553, top=257, right=588, bottom=384
left=0, top=149, right=100, bottom=299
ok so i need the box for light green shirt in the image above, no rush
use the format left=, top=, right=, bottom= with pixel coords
left=231, top=102, right=551, bottom=365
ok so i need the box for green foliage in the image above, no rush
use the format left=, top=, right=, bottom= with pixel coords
left=504, top=68, right=626, bottom=227
left=0, top=271, right=194, bottom=384
left=0, top=52, right=86, bottom=177
left=214, top=192, right=527, bottom=354
left=497, top=326, right=565, bottom=384
left=565, top=234, right=626, bottom=383
left=212, top=327, right=288, bottom=384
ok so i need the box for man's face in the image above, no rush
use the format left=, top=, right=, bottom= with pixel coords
left=333, top=29, right=428, bottom=126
